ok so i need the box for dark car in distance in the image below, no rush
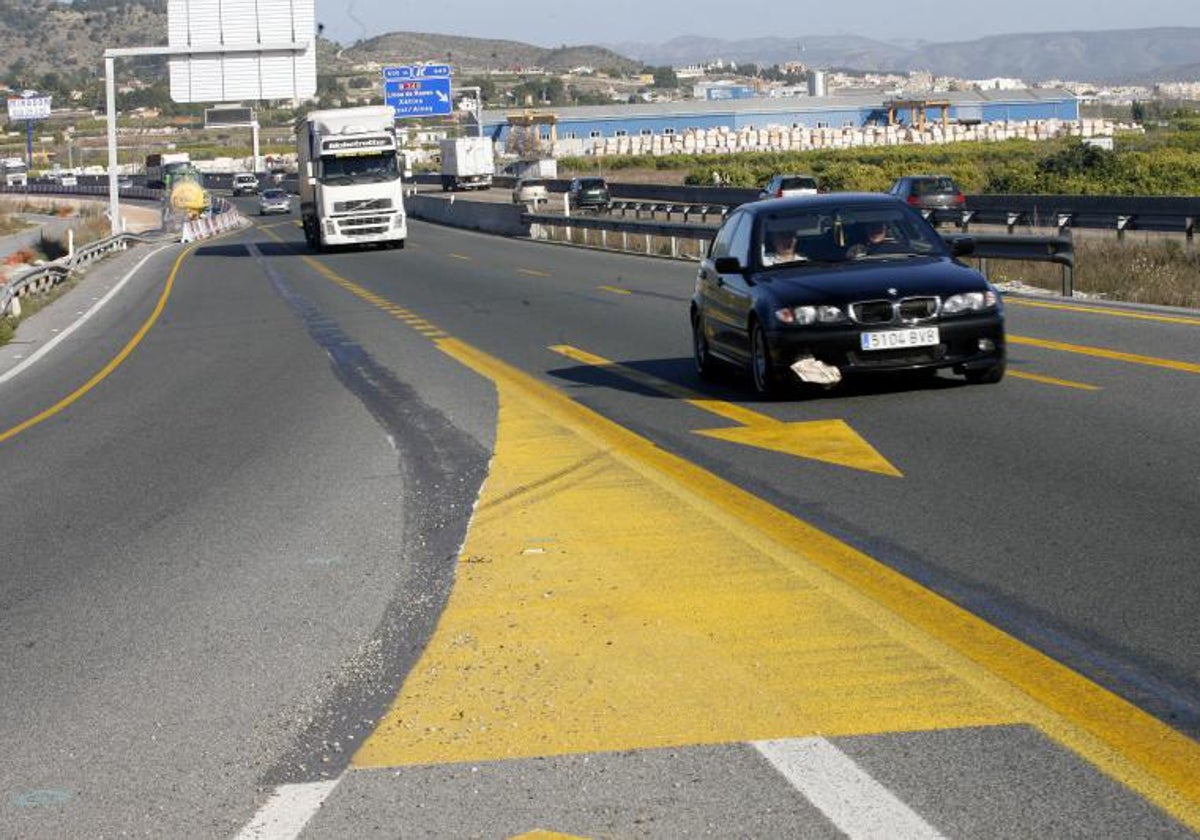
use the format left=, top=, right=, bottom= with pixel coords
left=887, top=175, right=967, bottom=226
left=567, top=177, right=611, bottom=212
left=690, top=193, right=1005, bottom=396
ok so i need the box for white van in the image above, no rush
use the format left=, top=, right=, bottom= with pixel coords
left=231, top=172, right=259, bottom=196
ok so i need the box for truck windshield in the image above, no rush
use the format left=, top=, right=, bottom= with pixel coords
left=320, top=153, right=400, bottom=185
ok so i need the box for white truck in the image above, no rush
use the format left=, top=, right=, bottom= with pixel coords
left=296, top=106, right=407, bottom=251
left=438, top=136, right=494, bottom=191
left=1, top=157, right=28, bottom=187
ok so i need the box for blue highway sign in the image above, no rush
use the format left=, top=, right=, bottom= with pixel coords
left=383, top=65, right=454, bottom=118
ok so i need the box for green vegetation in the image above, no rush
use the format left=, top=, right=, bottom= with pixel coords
left=562, top=117, right=1200, bottom=197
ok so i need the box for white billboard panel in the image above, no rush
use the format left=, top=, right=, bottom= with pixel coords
left=6, top=96, right=52, bottom=121
left=168, top=0, right=316, bottom=103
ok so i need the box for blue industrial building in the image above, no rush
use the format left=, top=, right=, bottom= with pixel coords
left=480, top=88, right=1080, bottom=148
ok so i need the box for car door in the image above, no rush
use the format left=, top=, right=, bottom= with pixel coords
left=699, top=211, right=755, bottom=362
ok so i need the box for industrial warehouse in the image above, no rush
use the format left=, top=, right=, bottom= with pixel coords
left=480, top=88, right=1091, bottom=157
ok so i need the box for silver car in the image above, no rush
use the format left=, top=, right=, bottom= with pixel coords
left=258, top=188, right=291, bottom=215
left=512, top=177, right=549, bottom=205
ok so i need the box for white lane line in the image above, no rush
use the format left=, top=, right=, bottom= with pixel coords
left=234, top=779, right=341, bottom=840
left=0, top=243, right=174, bottom=387
left=754, top=738, right=946, bottom=840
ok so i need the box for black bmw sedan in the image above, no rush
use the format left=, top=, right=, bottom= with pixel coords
left=691, top=193, right=1006, bottom=396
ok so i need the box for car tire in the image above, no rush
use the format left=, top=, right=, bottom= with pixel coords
left=692, top=311, right=716, bottom=380
left=750, top=320, right=782, bottom=398
left=964, top=360, right=1006, bottom=384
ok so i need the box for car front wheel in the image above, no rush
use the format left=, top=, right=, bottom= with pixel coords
left=964, top=360, right=1006, bottom=384
left=750, top=321, right=781, bottom=397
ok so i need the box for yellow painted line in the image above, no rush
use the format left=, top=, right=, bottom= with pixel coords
left=1008, top=370, right=1101, bottom=391
left=518, top=268, right=550, bottom=278
left=1, top=245, right=193, bottom=445
left=1010, top=334, right=1200, bottom=375
left=598, top=285, right=631, bottom=295
left=550, top=343, right=901, bottom=477
left=449, top=253, right=472, bottom=261
left=263, top=242, right=1200, bottom=829
left=351, top=334, right=1200, bottom=832
left=1008, top=298, right=1200, bottom=326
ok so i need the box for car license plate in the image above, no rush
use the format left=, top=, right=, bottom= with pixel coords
left=860, top=327, right=940, bottom=351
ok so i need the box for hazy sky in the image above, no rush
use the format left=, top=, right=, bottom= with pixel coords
left=315, top=0, right=1200, bottom=47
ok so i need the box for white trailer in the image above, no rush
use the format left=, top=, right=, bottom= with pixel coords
left=296, top=106, right=407, bottom=251
left=438, top=136, right=494, bottom=191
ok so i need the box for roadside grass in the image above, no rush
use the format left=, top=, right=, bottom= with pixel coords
left=0, top=210, right=33, bottom=236
left=972, top=234, right=1200, bottom=308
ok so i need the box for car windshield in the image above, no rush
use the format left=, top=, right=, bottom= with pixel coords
left=758, top=205, right=945, bottom=267
left=578, top=179, right=606, bottom=189
left=262, top=189, right=286, bottom=199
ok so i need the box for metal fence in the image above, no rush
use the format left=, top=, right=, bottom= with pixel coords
left=1, top=230, right=170, bottom=317
left=522, top=211, right=1076, bottom=293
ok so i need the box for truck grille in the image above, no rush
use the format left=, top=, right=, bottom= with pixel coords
left=333, top=198, right=393, bottom=213
left=336, top=215, right=392, bottom=237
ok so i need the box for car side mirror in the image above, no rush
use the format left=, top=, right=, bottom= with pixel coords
left=713, top=256, right=745, bottom=274
left=946, top=235, right=975, bottom=257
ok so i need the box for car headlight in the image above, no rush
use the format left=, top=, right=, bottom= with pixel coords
left=942, top=291, right=998, bottom=314
left=774, top=305, right=847, bottom=325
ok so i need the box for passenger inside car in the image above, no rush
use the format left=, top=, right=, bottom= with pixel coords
left=762, top=228, right=800, bottom=265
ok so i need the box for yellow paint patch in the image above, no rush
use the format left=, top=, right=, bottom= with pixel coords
left=519, top=268, right=550, bottom=278
left=353, top=341, right=1014, bottom=769
left=695, top=419, right=903, bottom=476
left=549, top=344, right=900, bottom=477
left=509, top=833, right=589, bottom=840
left=598, top=285, right=631, bottom=295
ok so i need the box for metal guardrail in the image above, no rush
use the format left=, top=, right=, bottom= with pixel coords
left=523, top=211, right=1077, bottom=293
left=1, top=230, right=169, bottom=317
left=523, top=211, right=719, bottom=260
left=956, top=233, right=1076, bottom=296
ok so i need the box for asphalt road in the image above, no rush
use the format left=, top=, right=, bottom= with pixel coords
left=1, top=206, right=1198, bottom=838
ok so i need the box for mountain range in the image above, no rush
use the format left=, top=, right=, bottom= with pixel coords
left=608, top=29, right=1200, bottom=84
left=1, top=1, right=1198, bottom=87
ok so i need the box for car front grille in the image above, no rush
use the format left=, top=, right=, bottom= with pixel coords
left=850, top=296, right=940, bottom=325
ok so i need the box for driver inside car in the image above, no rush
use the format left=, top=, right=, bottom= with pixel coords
left=847, top=220, right=906, bottom=259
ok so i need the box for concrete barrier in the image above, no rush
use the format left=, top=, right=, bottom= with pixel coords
left=405, top=193, right=531, bottom=237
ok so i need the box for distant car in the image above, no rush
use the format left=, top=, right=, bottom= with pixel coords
left=567, top=177, right=610, bottom=212
left=690, top=192, right=1005, bottom=396
left=231, top=172, right=259, bottom=196
left=257, top=188, right=291, bottom=215
left=887, top=175, right=967, bottom=225
left=117, top=175, right=134, bottom=191
left=759, top=174, right=820, bottom=200
left=54, top=172, right=78, bottom=188
left=512, top=177, right=549, bottom=205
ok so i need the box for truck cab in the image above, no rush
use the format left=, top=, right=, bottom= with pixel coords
left=297, top=106, right=408, bottom=251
